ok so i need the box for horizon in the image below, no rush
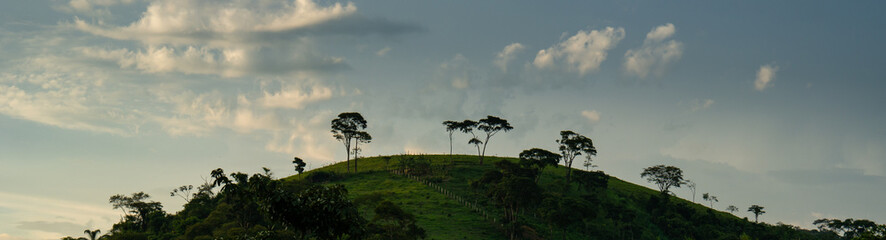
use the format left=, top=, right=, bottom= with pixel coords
left=1, top=0, right=885, bottom=239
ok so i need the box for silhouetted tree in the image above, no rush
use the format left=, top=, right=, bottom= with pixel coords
left=726, top=205, right=739, bottom=214
left=331, top=112, right=368, bottom=173
left=292, top=157, right=306, bottom=174
left=702, top=193, right=718, bottom=209
left=443, top=120, right=460, bottom=163
left=170, top=185, right=193, bottom=202
left=84, top=229, right=101, bottom=240
left=108, top=192, right=165, bottom=232
left=685, top=180, right=697, bottom=202
left=476, top=116, right=514, bottom=164
left=814, top=218, right=886, bottom=239
left=518, top=148, right=561, bottom=183
left=468, top=138, right=483, bottom=159
left=748, top=205, right=765, bottom=223
left=557, top=131, right=596, bottom=183
left=640, top=165, right=684, bottom=195
left=457, top=120, right=480, bottom=161
left=352, top=131, right=372, bottom=172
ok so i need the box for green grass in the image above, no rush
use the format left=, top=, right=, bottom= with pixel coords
left=282, top=154, right=753, bottom=239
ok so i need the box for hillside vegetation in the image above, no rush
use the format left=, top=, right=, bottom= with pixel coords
left=66, top=154, right=880, bottom=240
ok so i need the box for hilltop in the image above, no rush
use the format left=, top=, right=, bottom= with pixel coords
left=66, top=154, right=872, bottom=240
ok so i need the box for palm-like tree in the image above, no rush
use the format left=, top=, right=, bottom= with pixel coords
left=748, top=205, right=765, bottom=223
left=84, top=229, right=101, bottom=240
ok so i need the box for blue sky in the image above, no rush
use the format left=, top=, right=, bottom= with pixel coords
left=1, top=0, right=885, bottom=239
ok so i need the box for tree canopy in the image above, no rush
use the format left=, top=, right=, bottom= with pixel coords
left=640, top=165, right=684, bottom=195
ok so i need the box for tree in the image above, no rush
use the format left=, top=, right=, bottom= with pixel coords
left=702, top=193, right=718, bottom=208
left=640, top=165, right=684, bottom=195
left=476, top=116, right=514, bottom=164
left=814, top=218, right=886, bottom=239
left=292, top=157, right=306, bottom=174
left=367, top=201, right=426, bottom=240
left=518, top=148, right=561, bottom=183
left=557, top=131, right=596, bottom=183
left=352, top=131, right=372, bottom=172
left=108, top=192, right=165, bottom=232
left=726, top=205, right=739, bottom=214
left=685, top=180, right=697, bottom=202
left=331, top=112, right=368, bottom=173
left=84, top=229, right=101, bottom=240
left=458, top=120, right=481, bottom=161
left=170, top=185, right=193, bottom=202
left=468, top=138, right=483, bottom=159
left=748, top=205, right=765, bottom=223
left=443, top=120, right=460, bottom=163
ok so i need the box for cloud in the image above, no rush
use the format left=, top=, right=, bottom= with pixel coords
left=376, top=47, right=391, bottom=56
left=79, top=44, right=348, bottom=78
left=54, top=0, right=140, bottom=18
left=438, top=54, right=474, bottom=89
left=16, top=221, right=86, bottom=236
left=690, top=99, right=714, bottom=111
left=755, top=64, right=778, bottom=91
left=71, top=0, right=419, bottom=47
left=581, top=110, right=600, bottom=123
left=258, top=83, right=334, bottom=109
left=69, top=0, right=419, bottom=77
left=533, top=27, right=625, bottom=76
left=494, top=43, right=525, bottom=72
left=624, top=23, right=683, bottom=78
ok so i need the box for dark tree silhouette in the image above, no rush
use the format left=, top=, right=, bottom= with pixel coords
left=640, top=165, right=684, bottom=195
left=331, top=112, right=368, bottom=173
left=685, top=180, right=697, bottom=202
left=518, top=148, right=561, bottom=183
left=352, top=131, right=372, bottom=172
left=814, top=218, right=886, bottom=239
left=292, top=157, right=306, bottom=174
left=367, top=201, right=427, bottom=240
left=169, top=185, right=193, bottom=202
left=84, top=229, right=101, bottom=240
left=443, top=120, right=460, bottom=163
left=476, top=116, right=513, bottom=164
left=557, top=131, right=596, bottom=183
left=702, top=193, right=718, bottom=208
left=748, top=205, right=765, bottom=223
left=726, top=205, right=739, bottom=214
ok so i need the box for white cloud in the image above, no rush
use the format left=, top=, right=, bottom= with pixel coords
left=258, top=82, right=334, bottom=109
left=72, top=0, right=356, bottom=47
left=624, top=23, right=683, bottom=78
left=0, top=191, right=118, bottom=240
left=494, top=43, right=525, bottom=72
left=376, top=46, right=391, bottom=56
left=690, top=99, right=715, bottom=112
left=755, top=64, right=779, bottom=91
left=581, top=110, right=600, bottom=123
left=533, top=27, right=625, bottom=75
left=69, top=0, right=418, bottom=77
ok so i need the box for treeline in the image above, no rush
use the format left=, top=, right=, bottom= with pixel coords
left=63, top=167, right=424, bottom=240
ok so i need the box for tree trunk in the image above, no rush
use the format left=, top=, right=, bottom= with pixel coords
left=449, top=133, right=453, bottom=165
left=354, top=140, right=358, bottom=173
left=481, top=135, right=491, bottom=165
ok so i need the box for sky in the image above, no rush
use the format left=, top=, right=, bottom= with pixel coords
left=0, top=0, right=885, bottom=239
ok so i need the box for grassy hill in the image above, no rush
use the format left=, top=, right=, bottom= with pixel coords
left=281, top=154, right=832, bottom=240
left=79, top=153, right=842, bottom=240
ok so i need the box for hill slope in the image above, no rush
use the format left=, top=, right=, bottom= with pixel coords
left=283, top=154, right=834, bottom=240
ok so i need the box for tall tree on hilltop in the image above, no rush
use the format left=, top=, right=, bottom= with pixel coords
left=685, top=180, right=697, bottom=202
left=640, top=165, right=684, bottom=195
left=557, top=130, right=595, bottom=183
left=458, top=120, right=481, bottom=162
left=293, top=157, right=306, bottom=174
left=443, top=120, right=460, bottom=163
left=748, top=205, right=766, bottom=223
left=518, top=148, right=561, bottom=183
left=703, top=193, right=718, bottom=208
left=476, top=116, right=513, bottom=164
left=726, top=205, right=739, bottom=214
left=352, top=131, right=371, bottom=172
left=331, top=112, right=368, bottom=173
